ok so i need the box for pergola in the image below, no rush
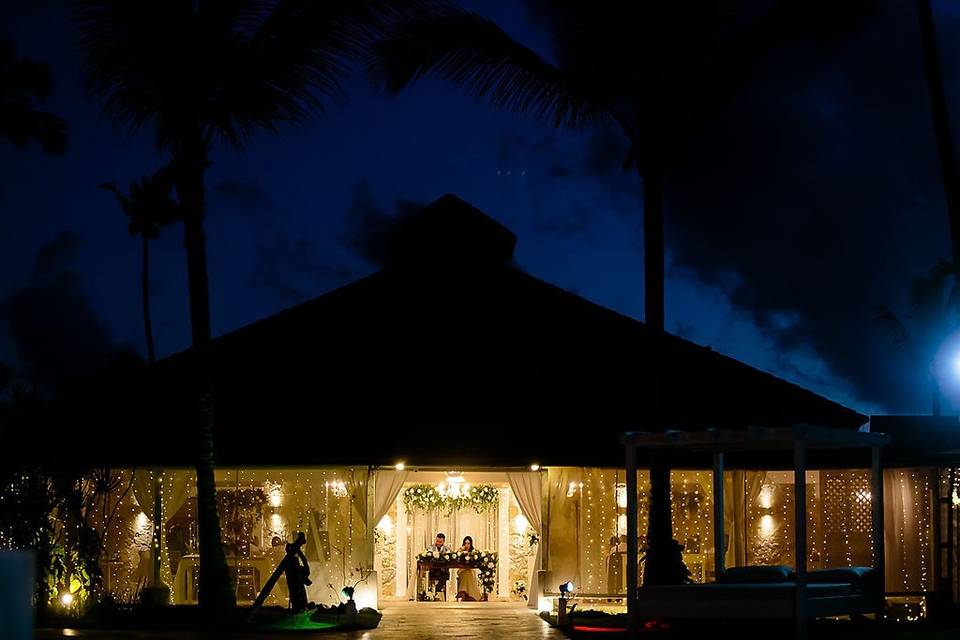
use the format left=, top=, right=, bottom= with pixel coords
left=622, top=425, right=890, bottom=639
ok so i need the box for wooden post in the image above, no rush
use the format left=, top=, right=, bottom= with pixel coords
left=871, top=446, right=885, bottom=618
left=366, top=467, right=376, bottom=571
left=712, top=452, right=725, bottom=581
left=152, top=470, right=162, bottom=589
left=540, top=469, right=550, bottom=574
left=793, top=440, right=807, bottom=640
left=626, top=442, right=639, bottom=638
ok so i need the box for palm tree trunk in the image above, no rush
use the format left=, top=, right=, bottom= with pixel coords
left=918, top=0, right=960, bottom=264
left=141, top=235, right=157, bottom=363
left=175, top=147, right=236, bottom=613
left=638, top=161, right=684, bottom=585
left=643, top=164, right=665, bottom=333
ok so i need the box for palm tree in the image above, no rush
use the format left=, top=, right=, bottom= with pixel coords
left=99, top=166, right=180, bottom=363
left=917, top=0, right=960, bottom=268
left=74, top=0, right=411, bottom=611
left=371, top=0, right=879, bottom=586
left=0, top=40, right=67, bottom=154
left=876, top=261, right=958, bottom=416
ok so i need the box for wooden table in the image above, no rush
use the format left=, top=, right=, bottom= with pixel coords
left=415, top=560, right=489, bottom=601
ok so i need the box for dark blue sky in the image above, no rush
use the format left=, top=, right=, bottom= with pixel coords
left=3, top=1, right=960, bottom=414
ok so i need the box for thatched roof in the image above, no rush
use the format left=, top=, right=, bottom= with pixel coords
left=42, top=195, right=866, bottom=468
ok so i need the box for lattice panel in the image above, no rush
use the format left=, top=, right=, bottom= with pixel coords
left=822, top=471, right=871, bottom=534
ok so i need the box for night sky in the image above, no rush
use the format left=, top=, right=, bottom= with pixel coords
left=3, top=1, right=960, bottom=415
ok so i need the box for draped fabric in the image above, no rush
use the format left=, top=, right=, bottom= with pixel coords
left=131, top=469, right=190, bottom=523
left=131, top=469, right=191, bottom=586
left=883, top=469, right=934, bottom=593
left=403, top=499, right=500, bottom=600
left=507, top=471, right=543, bottom=608
left=723, top=471, right=766, bottom=569
left=373, top=470, right=409, bottom=527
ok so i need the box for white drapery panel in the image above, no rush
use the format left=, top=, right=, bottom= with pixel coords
left=883, top=469, right=934, bottom=593
left=373, top=470, right=409, bottom=528
left=507, top=472, right=542, bottom=608
left=403, top=500, right=500, bottom=600
left=723, top=471, right=766, bottom=568
left=131, top=469, right=191, bottom=587
left=131, top=469, right=190, bottom=522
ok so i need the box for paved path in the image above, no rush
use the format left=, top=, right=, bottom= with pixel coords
left=35, top=602, right=565, bottom=639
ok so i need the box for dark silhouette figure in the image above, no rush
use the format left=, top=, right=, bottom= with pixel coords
left=73, top=0, right=412, bottom=612
left=247, top=531, right=310, bottom=619
left=283, top=532, right=311, bottom=613
left=99, top=165, right=180, bottom=363
left=0, top=40, right=67, bottom=155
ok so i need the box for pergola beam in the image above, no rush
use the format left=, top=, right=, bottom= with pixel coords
left=621, top=425, right=889, bottom=451
left=621, top=423, right=890, bottom=640
left=871, top=446, right=885, bottom=617
left=712, top=451, right=725, bottom=581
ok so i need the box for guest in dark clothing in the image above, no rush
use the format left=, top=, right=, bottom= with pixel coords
left=284, top=532, right=311, bottom=612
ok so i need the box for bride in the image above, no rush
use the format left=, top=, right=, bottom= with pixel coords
left=456, top=536, right=483, bottom=601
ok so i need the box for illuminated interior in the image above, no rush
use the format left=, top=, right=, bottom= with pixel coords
left=81, top=465, right=937, bottom=615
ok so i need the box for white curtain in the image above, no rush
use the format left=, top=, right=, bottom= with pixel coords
left=403, top=503, right=500, bottom=601
left=131, top=469, right=191, bottom=587
left=883, top=469, right=934, bottom=592
left=131, top=469, right=190, bottom=522
left=723, top=471, right=766, bottom=569
left=373, top=470, right=409, bottom=527
left=507, top=472, right=542, bottom=608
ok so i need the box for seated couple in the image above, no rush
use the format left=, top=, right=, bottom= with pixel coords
left=427, top=532, right=483, bottom=602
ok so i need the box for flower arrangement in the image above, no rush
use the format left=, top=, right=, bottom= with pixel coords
left=513, top=580, right=527, bottom=600
left=416, top=549, right=499, bottom=593
left=402, top=484, right=499, bottom=514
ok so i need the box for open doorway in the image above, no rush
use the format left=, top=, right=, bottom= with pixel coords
left=374, top=470, right=535, bottom=605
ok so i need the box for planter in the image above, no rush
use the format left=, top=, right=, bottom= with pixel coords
left=0, top=550, right=35, bottom=640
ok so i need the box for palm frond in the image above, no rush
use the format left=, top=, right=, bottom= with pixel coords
left=370, top=3, right=608, bottom=130
left=0, top=40, right=67, bottom=154
left=100, top=165, right=180, bottom=238
left=0, top=104, right=67, bottom=154
left=873, top=305, right=913, bottom=353
left=907, top=260, right=956, bottom=333
left=75, top=0, right=416, bottom=151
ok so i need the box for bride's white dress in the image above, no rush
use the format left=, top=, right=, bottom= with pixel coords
left=457, top=567, right=482, bottom=601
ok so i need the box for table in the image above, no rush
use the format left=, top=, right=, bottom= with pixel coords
left=415, top=560, right=488, bottom=602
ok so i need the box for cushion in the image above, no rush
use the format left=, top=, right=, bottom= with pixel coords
left=806, top=567, right=875, bottom=586
left=717, top=565, right=793, bottom=584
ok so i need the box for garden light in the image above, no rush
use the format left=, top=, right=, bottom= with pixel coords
left=59, top=591, right=74, bottom=607
left=559, top=581, right=575, bottom=595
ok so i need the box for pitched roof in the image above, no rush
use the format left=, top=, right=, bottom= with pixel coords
left=52, top=194, right=866, bottom=468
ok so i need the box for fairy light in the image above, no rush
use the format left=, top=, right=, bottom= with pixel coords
left=585, top=469, right=594, bottom=592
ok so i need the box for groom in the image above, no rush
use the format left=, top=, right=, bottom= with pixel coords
left=427, top=533, right=450, bottom=598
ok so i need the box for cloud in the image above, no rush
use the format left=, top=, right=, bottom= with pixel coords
left=341, top=179, right=424, bottom=267
left=213, top=178, right=271, bottom=210
left=248, top=234, right=356, bottom=305
left=508, top=1, right=946, bottom=412
left=0, top=232, right=114, bottom=394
